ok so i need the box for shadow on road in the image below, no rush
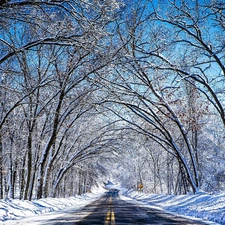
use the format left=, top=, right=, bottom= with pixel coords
left=45, top=191, right=208, bottom=225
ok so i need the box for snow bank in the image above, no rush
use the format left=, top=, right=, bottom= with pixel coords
left=0, top=186, right=104, bottom=222
left=124, top=190, right=225, bottom=224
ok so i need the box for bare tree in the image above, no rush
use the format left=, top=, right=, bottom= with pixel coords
left=0, top=0, right=124, bottom=199
left=92, top=1, right=215, bottom=193
left=148, top=0, right=225, bottom=127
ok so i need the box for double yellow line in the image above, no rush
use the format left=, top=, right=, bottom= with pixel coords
left=104, top=196, right=115, bottom=225
left=104, top=209, right=115, bottom=225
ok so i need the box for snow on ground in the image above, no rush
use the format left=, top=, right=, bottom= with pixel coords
left=0, top=184, right=225, bottom=225
left=123, top=190, right=225, bottom=225
left=0, top=185, right=105, bottom=224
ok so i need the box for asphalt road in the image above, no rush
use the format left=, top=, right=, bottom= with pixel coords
left=43, top=190, right=210, bottom=225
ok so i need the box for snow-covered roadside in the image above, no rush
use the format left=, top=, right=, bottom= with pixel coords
left=123, top=190, right=225, bottom=225
left=0, top=186, right=104, bottom=223
left=1, top=184, right=225, bottom=225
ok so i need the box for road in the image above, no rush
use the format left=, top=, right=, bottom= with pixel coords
left=41, top=190, right=211, bottom=225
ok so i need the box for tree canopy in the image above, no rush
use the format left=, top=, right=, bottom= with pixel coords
left=0, top=0, right=225, bottom=199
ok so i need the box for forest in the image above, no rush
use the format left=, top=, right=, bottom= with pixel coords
left=0, top=0, right=225, bottom=200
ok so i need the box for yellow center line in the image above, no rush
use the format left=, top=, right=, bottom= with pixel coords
left=104, top=196, right=115, bottom=225
left=111, top=210, right=115, bottom=224
left=104, top=209, right=115, bottom=225
left=105, top=210, right=111, bottom=223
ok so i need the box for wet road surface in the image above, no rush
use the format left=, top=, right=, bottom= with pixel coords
left=44, top=190, right=210, bottom=225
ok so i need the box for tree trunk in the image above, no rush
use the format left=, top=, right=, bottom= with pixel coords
left=36, top=136, right=57, bottom=199
left=24, top=132, right=32, bottom=200
left=36, top=91, right=64, bottom=199
left=19, top=154, right=26, bottom=200
left=43, top=158, right=52, bottom=198
left=8, top=135, right=14, bottom=199
left=28, top=155, right=38, bottom=201
left=78, top=170, right=83, bottom=195
left=36, top=160, right=44, bottom=199
left=166, top=154, right=174, bottom=194
left=28, top=169, right=36, bottom=201
left=0, top=133, right=3, bottom=199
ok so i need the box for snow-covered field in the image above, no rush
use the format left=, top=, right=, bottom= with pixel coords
left=0, top=186, right=225, bottom=224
